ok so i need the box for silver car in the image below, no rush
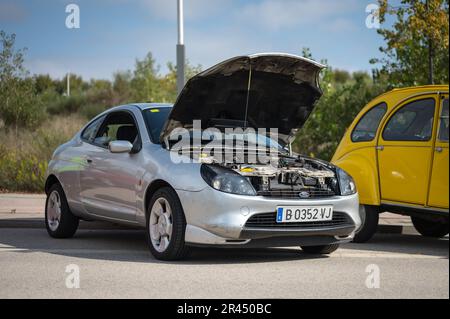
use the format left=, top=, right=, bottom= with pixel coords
left=44, top=53, right=360, bottom=260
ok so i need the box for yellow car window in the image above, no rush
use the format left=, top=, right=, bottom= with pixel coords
left=382, top=98, right=435, bottom=142
left=438, top=98, right=449, bottom=142
left=351, top=102, right=387, bottom=142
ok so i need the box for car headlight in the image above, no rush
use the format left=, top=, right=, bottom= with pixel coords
left=200, top=164, right=256, bottom=196
left=337, top=168, right=357, bottom=196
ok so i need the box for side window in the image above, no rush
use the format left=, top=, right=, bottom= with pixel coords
left=81, top=115, right=105, bottom=142
left=382, top=98, right=435, bottom=141
left=351, top=103, right=387, bottom=142
left=93, top=111, right=139, bottom=147
left=438, top=98, right=449, bottom=142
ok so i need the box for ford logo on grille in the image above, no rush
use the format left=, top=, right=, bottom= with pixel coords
left=299, top=191, right=310, bottom=198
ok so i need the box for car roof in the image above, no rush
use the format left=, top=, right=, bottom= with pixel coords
left=129, top=103, right=173, bottom=110
left=373, top=85, right=448, bottom=102
left=361, top=84, right=448, bottom=112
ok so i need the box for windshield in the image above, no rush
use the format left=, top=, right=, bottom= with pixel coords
left=143, top=107, right=172, bottom=143
left=144, top=106, right=285, bottom=151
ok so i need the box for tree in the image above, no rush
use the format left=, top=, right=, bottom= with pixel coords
left=0, top=31, right=45, bottom=136
left=112, top=71, right=133, bottom=104
left=294, top=49, right=389, bottom=160
left=34, top=74, right=54, bottom=94
left=162, top=61, right=202, bottom=102
left=57, top=74, right=87, bottom=95
left=130, top=52, right=202, bottom=104
left=130, top=52, right=161, bottom=102
left=371, top=0, right=449, bottom=86
left=293, top=70, right=387, bottom=160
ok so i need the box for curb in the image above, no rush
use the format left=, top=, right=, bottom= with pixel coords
left=0, top=218, right=140, bottom=230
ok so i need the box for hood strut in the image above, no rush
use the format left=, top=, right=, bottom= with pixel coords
left=243, top=63, right=252, bottom=130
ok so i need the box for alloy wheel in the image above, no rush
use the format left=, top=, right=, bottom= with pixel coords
left=149, top=197, right=173, bottom=252
left=47, top=190, right=62, bottom=231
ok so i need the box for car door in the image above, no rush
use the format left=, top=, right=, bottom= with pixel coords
left=427, top=95, right=449, bottom=209
left=377, top=94, right=437, bottom=206
left=79, top=110, right=142, bottom=222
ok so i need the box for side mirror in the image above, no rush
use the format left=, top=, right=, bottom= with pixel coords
left=109, top=140, right=133, bottom=153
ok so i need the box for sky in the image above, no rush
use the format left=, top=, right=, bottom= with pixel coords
left=0, top=0, right=392, bottom=80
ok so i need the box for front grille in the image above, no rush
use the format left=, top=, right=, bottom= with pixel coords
left=245, top=211, right=353, bottom=228
left=257, top=188, right=336, bottom=199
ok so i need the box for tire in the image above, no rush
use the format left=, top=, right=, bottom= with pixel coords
left=411, top=216, right=449, bottom=238
left=352, top=205, right=379, bottom=243
left=45, top=183, right=79, bottom=238
left=301, top=244, right=340, bottom=254
left=146, top=187, right=190, bottom=261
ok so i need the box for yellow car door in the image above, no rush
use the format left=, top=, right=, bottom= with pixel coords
left=427, top=95, right=449, bottom=209
left=377, top=94, right=437, bottom=206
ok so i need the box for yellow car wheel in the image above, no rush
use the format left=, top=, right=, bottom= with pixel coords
left=411, top=216, right=449, bottom=238
left=352, top=205, right=380, bottom=243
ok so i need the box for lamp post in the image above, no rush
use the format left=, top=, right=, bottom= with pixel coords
left=176, top=0, right=185, bottom=95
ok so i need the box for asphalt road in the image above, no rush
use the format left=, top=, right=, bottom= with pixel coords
left=0, top=227, right=448, bottom=299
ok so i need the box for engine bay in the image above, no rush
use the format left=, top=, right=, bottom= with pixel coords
left=197, top=150, right=340, bottom=198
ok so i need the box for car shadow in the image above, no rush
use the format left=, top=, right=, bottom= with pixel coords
left=1, top=222, right=448, bottom=264
left=0, top=226, right=325, bottom=264
left=342, top=232, right=449, bottom=259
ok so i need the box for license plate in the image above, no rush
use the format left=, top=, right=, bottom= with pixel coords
left=276, top=206, right=333, bottom=223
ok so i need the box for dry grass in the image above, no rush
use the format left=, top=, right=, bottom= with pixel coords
left=1, top=114, right=87, bottom=160
left=0, top=115, right=88, bottom=192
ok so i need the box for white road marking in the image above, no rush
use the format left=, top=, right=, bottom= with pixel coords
left=332, top=250, right=445, bottom=259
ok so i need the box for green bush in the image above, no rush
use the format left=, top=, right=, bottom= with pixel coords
left=79, top=103, right=108, bottom=119
left=46, top=94, right=87, bottom=115
left=0, top=148, right=47, bottom=192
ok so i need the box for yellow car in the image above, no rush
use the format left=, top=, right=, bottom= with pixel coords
left=332, top=85, right=449, bottom=242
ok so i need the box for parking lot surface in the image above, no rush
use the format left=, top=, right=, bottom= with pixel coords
left=0, top=194, right=448, bottom=299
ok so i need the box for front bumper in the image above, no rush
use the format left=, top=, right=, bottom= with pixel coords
left=176, top=186, right=360, bottom=246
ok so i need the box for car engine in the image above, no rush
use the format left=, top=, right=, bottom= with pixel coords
left=196, top=150, right=340, bottom=198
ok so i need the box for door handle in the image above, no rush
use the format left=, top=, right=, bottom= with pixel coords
left=376, top=145, right=384, bottom=151
left=435, top=147, right=443, bottom=153
left=86, top=158, right=93, bottom=164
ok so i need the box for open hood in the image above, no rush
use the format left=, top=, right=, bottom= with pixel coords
left=160, top=53, right=325, bottom=146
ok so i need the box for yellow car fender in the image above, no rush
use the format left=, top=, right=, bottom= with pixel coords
left=333, top=147, right=380, bottom=206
